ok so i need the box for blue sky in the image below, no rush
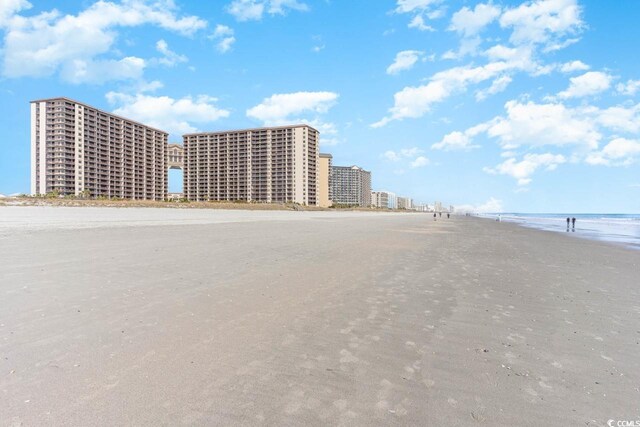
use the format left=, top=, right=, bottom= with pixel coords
left=1, top=0, right=639, bottom=212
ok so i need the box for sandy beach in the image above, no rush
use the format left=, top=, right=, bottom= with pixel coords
left=0, top=207, right=638, bottom=426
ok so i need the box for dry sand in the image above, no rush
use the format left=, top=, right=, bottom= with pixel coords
left=0, top=207, right=638, bottom=426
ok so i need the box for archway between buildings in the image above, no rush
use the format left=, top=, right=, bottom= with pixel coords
left=167, top=143, right=184, bottom=200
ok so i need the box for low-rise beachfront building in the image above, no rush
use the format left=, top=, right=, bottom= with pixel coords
left=386, top=191, right=397, bottom=209
left=371, top=191, right=388, bottom=209
left=397, top=196, right=413, bottom=210
left=183, top=125, right=319, bottom=205
left=30, top=97, right=168, bottom=200
left=318, top=153, right=333, bottom=208
left=331, top=165, right=371, bottom=207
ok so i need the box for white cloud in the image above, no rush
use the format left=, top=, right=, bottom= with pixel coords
left=560, top=60, right=589, bottom=73
left=455, top=197, right=504, bottom=213
left=60, top=57, right=146, bottom=85
left=0, top=0, right=30, bottom=27
left=376, top=0, right=587, bottom=126
left=616, top=79, right=640, bottom=96
left=432, top=123, right=487, bottom=151
left=400, top=147, right=424, bottom=158
left=383, top=151, right=401, bottom=162
left=227, top=0, right=263, bottom=21
left=374, top=59, right=526, bottom=127
left=396, top=0, right=442, bottom=31
left=593, top=104, right=640, bottom=134
left=499, top=0, right=583, bottom=48
left=408, top=15, right=434, bottom=31
left=136, top=79, right=164, bottom=93
left=432, top=132, right=472, bottom=151
left=433, top=100, right=640, bottom=181
left=449, top=3, right=501, bottom=37
left=310, top=34, right=324, bottom=53
left=475, top=75, right=512, bottom=101
left=484, top=153, right=566, bottom=185
left=450, top=101, right=640, bottom=152
left=585, top=138, right=640, bottom=166
left=557, top=71, right=612, bottom=99
left=106, top=92, right=230, bottom=138
left=395, top=0, right=440, bottom=14
left=1, top=0, right=206, bottom=82
left=246, top=91, right=338, bottom=124
left=411, top=156, right=430, bottom=168
left=299, top=119, right=340, bottom=146
left=210, top=25, right=236, bottom=53
left=382, top=147, right=427, bottom=169
left=543, top=37, right=579, bottom=52
left=227, top=0, right=308, bottom=21
left=442, top=36, right=484, bottom=59
left=268, top=0, right=309, bottom=14
left=486, top=100, right=601, bottom=150
left=247, top=93, right=340, bottom=146
left=156, top=39, right=187, bottom=66
left=387, top=50, right=423, bottom=75
left=382, top=147, right=424, bottom=162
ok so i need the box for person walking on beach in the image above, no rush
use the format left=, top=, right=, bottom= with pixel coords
left=572, top=217, right=576, bottom=231
left=433, top=213, right=437, bottom=221
left=447, top=213, right=450, bottom=219
left=566, top=217, right=570, bottom=231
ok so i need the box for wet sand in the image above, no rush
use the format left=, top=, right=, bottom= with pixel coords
left=1, top=207, right=638, bottom=426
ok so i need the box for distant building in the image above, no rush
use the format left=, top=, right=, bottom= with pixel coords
left=167, top=143, right=184, bottom=170
left=449, top=205, right=455, bottom=213
left=434, top=201, right=443, bottom=212
left=371, top=191, right=389, bottom=209
left=386, top=191, right=397, bottom=209
left=183, top=125, right=318, bottom=205
left=397, top=196, right=413, bottom=210
left=318, top=153, right=333, bottom=208
left=331, top=165, right=371, bottom=207
left=30, top=97, right=168, bottom=200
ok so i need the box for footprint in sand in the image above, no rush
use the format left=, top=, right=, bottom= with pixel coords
left=339, top=349, right=359, bottom=363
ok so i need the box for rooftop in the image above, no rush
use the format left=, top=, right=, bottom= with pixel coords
left=30, top=97, right=169, bottom=135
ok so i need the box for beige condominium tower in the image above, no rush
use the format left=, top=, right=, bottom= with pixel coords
left=318, top=153, right=333, bottom=207
left=30, top=97, right=168, bottom=200
left=183, top=125, right=319, bottom=205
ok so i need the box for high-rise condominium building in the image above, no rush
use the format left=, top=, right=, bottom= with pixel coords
left=30, top=97, right=168, bottom=200
left=331, top=165, right=371, bottom=207
left=183, top=125, right=319, bottom=205
left=318, top=153, right=333, bottom=208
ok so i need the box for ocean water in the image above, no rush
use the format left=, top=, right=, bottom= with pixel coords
left=481, top=213, right=640, bottom=250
